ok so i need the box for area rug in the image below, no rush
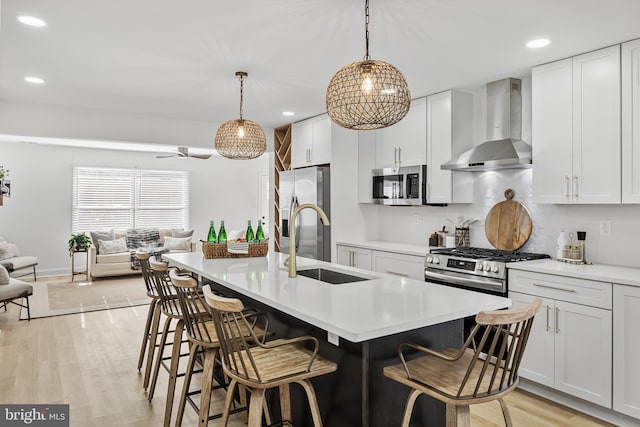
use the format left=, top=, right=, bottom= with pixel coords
left=20, top=275, right=150, bottom=319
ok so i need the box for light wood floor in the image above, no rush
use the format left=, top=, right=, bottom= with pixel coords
left=0, top=285, right=614, bottom=426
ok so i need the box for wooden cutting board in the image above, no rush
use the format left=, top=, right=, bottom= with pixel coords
left=484, top=189, right=533, bottom=251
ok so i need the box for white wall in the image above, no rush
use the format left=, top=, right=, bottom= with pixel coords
left=0, top=141, right=269, bottom=276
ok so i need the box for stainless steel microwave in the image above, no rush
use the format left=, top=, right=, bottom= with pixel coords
left=372, top=165, right=426, bottom=205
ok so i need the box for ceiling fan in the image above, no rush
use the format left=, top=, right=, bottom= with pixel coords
left=156, top=146, right=212, bottom=159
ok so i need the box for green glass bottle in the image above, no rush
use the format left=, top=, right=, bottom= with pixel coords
left=218, top=220, right=227, bottom=244
left=207, top=220, right=217, bottom=243
left=256, top=219, right=265, bottom=242
left=245, top=220, right=255, bottom=242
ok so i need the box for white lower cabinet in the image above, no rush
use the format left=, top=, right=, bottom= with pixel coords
left=336, top=245, right=372, bottom=270
left=371, top=250, right=425, bottom=281
left=509, top=270, right=612, bottom=408
left=613, top=284, right=640, bottom=418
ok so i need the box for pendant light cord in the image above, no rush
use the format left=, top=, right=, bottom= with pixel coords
left=238, top=74, right=244, bottom=120
left=364, top=0, right=370, bottom=60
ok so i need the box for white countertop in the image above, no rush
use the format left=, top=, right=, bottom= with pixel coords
left=507, top=259, right=640, bottom=287
left=336, top=240, right=435, bottom=257
left=164, top=251, right=510, bottom=343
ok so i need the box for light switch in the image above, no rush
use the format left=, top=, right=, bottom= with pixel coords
left=327, top=331, right=339, bottom=346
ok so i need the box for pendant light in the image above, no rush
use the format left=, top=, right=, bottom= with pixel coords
left=326, top=0, right=410, bottom=130
left=215, top=71, right=266, bottom=159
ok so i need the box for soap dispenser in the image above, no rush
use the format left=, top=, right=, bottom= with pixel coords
left=556, top=228, right=568, bottom=259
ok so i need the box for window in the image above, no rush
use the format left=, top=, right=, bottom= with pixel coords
left=72, top=166, right=189, bottom=232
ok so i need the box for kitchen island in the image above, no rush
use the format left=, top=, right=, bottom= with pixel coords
left=164, top=251, right=510, bottom=427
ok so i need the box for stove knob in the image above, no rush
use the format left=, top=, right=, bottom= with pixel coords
left=483, top=263, right=490, bottom=272
left=426, top=256, right=433, bottom=264
left=491, top=265, right=499, bottom=273
left=433, top=257, right=440, bottom=265
left=477, top=264, right=484, bottom=271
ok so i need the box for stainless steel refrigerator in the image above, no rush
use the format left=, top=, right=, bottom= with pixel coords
left=279, top=166, right=331, bottom=262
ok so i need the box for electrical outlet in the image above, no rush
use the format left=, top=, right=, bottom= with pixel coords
left=327, top=331, right=339, bottom=346
left=599, top=219, right=612, bottom=236
left=413, top=214, right=420, bottom=225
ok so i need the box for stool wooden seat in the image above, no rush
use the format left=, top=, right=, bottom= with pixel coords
left=135, top=250, right=163, bottom=388
left=383, top=298, right=541, bottom=427
left=203, top=285, right=337, bottom=427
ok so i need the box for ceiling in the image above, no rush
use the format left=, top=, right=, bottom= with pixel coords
left=2, top=0, right=640, bottom=137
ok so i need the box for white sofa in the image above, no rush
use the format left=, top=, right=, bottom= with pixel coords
left=87, top=228, right=195, bottom=279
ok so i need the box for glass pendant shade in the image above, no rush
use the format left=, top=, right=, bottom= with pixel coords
left=215, top=118, right=266, bottom=159
left=215, top=71, right=266, bottom=160
left=326, top=59, right=410, bottom=130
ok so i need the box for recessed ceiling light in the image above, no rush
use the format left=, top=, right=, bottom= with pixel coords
left=24, top=76, right=45, bottom=84
left=526, top=38, right=551, bottom=48
left=282, top=111, right=295, bottom=116
left=17, top=16, right=47, bottom=27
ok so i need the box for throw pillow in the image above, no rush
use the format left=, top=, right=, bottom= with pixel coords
left=0, top=241, right=11, bottom=261
left=98, top=238, right=128, bottom=255
left=91, top=230, right=115, bottom=253
left=7, top=243, right=20, bottom=258
left=163, top=236, right=192, bottom=251
left=0, top=264, right=10, bottom=285
left=171, top=229, right=194, bottom=238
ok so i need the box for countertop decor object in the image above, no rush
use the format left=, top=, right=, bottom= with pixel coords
left=325, top=0, right=410, bottom=130
left=215, top=71, right=266, bottom=160
left=200, top=239, right=268, bottom=259
left=484, top=188, right=533, bottom=250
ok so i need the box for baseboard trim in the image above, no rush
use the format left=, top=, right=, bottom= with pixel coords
left=519, top=379, right=639, bottom=427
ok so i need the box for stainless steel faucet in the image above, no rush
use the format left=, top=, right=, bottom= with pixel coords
left=288, top=203, right=330, bottom=278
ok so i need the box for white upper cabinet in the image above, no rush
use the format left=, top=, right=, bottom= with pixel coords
left=291, top=114, right=332, bottom=168
left=374, top=97, right=427, bottom=169
left=622, top=38, right=640, bottom=203
left=532, top=45, right=621, bottom=204
left=426, top=90, right=474, bottom=204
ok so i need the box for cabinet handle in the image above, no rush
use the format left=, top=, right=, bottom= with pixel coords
left=427, top=183, right=431, bottom=201
left=573, top=176, right=578, bottom=198
left=555, top=307, right=560, bottom=333
left=397, top=147, right=402, bottom=166
left=533, top=282, right=576, bottom=293
left=393, top=147, right=398, bottom=167
left=385, top=270, right=408, bottom=277
left=546, top=305, right=551, bottom=332
left=306, top=148, right=311, bottom=163
left=564, top=176, right=570, bottom=198
left=350, top=251, right=354, bottom=267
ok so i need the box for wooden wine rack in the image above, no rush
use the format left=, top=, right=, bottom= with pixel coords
left=273, top=124, right=291, bottom=253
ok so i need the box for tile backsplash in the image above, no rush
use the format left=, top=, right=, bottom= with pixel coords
left=367, top=168, right=640, bottom=268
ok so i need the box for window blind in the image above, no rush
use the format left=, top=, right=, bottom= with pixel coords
left=72, top=166, right=189, bottom=232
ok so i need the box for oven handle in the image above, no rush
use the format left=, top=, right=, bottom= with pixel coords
left=424, top=268, right=505, bottom=292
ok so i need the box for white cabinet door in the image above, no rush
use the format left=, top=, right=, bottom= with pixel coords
left=509, top=292, right=555, bottom=387
left=426, top=90, right=474, bottom=204
left=292, top=120, right=313, bottom=168
left=372, top=250, right=425, bottom=280
left=622, top=39, right=640, bottom=203
left=532, top=58, right=574, bottom=204
left=310, top=114, right=332, bottom=165
left=336, top=245, right=372, bottom=270
left=374, top=98, right=427, bottom=169
left=291, top=114, right=332, bottom=168
left=532, top=45, right=621, bottom=204
left=554, top=300, right=612, bottom=407
left=572, top=45, right=621, bottom=204
left=613, top=284, right=640, bottom=418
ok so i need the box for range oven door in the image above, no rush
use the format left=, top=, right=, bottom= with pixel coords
left=424, top=267, right=507, bottom=296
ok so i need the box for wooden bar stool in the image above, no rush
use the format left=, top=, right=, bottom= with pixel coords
left=135, top=250, right=163, bottom=388
left=146, top=258, right=191, bottom=427
left=170, top=271, right=269, bottom=427
left=383, top=298, right=542, bottom=427
left=203, top=285, right=338, bottom=427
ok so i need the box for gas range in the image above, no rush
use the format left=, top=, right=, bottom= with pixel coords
left=424, top=247, right=550, bottom=296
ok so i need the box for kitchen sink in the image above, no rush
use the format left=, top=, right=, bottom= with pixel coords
left=296, top=268, right=370, bottom=285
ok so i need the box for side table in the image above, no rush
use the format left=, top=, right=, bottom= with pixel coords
left=71, top=249, right=89, bottom=281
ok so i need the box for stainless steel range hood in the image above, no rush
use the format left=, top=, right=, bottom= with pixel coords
left=441, top=78, right=532, bottom=171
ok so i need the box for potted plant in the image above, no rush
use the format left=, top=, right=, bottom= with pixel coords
left=68, top=232, right=92, bottom=255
